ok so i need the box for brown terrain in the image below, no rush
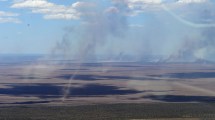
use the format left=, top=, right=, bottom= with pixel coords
left=0, top=61, right=214, bottom=106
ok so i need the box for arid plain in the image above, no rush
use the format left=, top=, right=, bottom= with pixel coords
left=0, top=61, right=214, bottom=106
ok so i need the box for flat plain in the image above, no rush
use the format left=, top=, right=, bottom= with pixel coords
left=0, top=60, right=214, bottom=119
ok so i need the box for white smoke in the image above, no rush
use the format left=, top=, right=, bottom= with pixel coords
left=50, top=1, right=130, bottom=101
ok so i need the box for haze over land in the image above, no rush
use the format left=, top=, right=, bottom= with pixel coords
left=0, top=0, right=215, bottom=106
left=0, top=1, right=215, bottom=120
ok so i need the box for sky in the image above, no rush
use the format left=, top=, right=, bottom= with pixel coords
left=0, top=0, right=215, bottom=61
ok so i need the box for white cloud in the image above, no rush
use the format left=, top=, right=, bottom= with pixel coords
left=113, top=0, right=211, bottom=16
left=44, top=14, right=79, bottom=20
left=0, top=11, right=20, bottom=23
left=0, top=17, right=20, bottom=23
left=10, top=0, right=213, bottom=24
left=128, top=0, right=162, bottom=4
left=11, top=0, right=94, bottom=20
left=72, top=1, right=95, bottom=8
left=9, top=0, right=179, bottom=20
left=0, top=11, right=19, bottom=17
left=123, top=0, right=163, bottom=15
left=177, top=0, right=208, bottom=4
left=11, top=0, right=54, bottom=8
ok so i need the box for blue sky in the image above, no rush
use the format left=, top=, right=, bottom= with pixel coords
left=0, top=0, right=215, bottom=61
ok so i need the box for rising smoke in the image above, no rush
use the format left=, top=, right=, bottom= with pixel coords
left=50, top=0, right=215, bottom=64
left=162, top=2, right=215, bottom=62
left=50, top=1, right=130, bottom=101
left=22, top=0, right=215, bottom=101
left=53, top=1, right=215, bottom=100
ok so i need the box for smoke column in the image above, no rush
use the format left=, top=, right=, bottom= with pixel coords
left=59, top=1, right=129, bottom=101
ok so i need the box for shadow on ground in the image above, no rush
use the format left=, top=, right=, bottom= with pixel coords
left=149, top=72, right=215, bottom=79
left=56, top=74, right=159, bottom=81
left=144, top=95, right=215, bottom=103
left=0, top=83, right=141, bottom=98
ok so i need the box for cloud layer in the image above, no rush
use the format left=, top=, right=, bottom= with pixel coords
left=11, top=0, right=95, bottom=20
left=0, top=11, right=20, bottom=23
left=7, top=0, right=214, bottom=23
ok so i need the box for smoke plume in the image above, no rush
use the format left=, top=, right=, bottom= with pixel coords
left=49, top=1, right=129, bottom=101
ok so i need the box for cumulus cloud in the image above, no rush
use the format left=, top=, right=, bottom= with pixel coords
left=111, top=0, right=212, bottom=16
left=0, top=11, right=20, bottom=23
left=11, top=0, right=53, bottom=8
left=11, top=0, right=165, bottom=20
left=44, top=14, right=78, bottom=20
left=177, top=0, right=208, bottom=4
left=111, top=0, right=162, bottom=16
left=0, top=11, right=19, bottom=16
left=128, top=0, right=162, bottom=4
left=11, top=0, right=94, bottom=20
left=72, top=1, right=95, bottom=9
left=0, top=17, right=20, bottom=23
